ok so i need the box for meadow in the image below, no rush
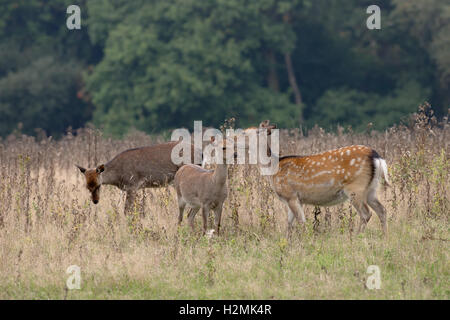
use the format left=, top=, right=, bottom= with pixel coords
left=0, top=106, right=448, bottom=299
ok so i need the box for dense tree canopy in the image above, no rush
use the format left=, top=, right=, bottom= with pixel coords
left=0, top=0, right=448, bottom=137
left=0, top=0, right=98, bottom=136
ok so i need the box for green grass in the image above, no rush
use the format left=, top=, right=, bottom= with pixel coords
left=1, top=217, right=448, bottom=300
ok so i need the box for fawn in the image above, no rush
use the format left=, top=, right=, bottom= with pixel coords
left=174, top=135, right=236, bottom=235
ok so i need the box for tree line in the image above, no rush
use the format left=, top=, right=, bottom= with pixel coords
left=0, top=0, right=448, bottom=137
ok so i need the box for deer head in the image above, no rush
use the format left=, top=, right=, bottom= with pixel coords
left=76, top=164, right=105, bottom=204
left=258, top=120, right=277, bottom=134
left=208, top=135, right=238, bottom=165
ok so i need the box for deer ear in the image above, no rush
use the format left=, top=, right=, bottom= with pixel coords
left=76, top=165, right=86, bottom=174
left=259, top=120, right=270, bottom=128
left=96, top=164, right=105, bottom=173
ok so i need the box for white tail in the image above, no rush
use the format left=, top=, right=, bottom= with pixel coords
left=379, top=158, right=390, bottom=186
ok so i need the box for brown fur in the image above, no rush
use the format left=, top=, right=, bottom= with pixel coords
left=174, top=136, right=235, bottom=235
left=273, top=146, right=374, bottom=205
left=77, top=141, right=201, bottom=214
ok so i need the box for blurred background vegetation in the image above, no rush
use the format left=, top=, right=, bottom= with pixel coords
left=0, top=0, right=448, bottom=137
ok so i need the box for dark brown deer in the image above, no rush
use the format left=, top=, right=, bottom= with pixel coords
left=76, top=141, right=201, bottom=215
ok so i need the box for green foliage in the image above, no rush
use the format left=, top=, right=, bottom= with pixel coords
left=390, top=0, right=450, bottom=111
left=0, top=0, right=448, bottom=136
left=0, top=0, right=97, bottom=62
left=309, top=80, right=431, bottom=131
left=0, top=0, right=97, bottom=137
left=86, top=0, right=302, bottom=135
left=0, top=56, right=90, bottom=137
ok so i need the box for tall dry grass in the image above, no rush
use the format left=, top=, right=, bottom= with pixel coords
left=0, top=104, right=448, bottom=299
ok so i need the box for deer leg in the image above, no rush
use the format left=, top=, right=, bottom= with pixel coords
left=367, top=190, right=387, bottom=235
left=187, top=207, right=200, bottom=232
left=352, top=200, right=372, bottom=234
left=184, top=207, right=194, bottom=224
left=201, top=204, right=210, bottom=235
left=313, top=206, right=321, bottom=232
left=213, top=204, right=224, bottom=236
left=286, top=198, right=306, bottom=237
left=294, top=194, right=307, bottom=223
left=287, top=207, right=295, bottom=237
left=124, top=190, right=137, bottom=216
left=177, top=200, right=186, bottom=225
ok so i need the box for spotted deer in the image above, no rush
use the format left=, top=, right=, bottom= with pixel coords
left=76, top=141, right=201, bottom=215
left=174, top=135, right=236, bottom=235
left=243, top=120, right=390, bottom=236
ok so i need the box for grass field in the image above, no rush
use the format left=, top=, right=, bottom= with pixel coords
left=0, top=107, right=448, bottom=299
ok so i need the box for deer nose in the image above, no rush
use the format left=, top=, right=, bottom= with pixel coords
left=93, top=199, right=99, bottom=204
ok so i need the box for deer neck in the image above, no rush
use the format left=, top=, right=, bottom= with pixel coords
left=99, top=165, right=115, bottom=186
left=257, top=139, right=279, bottom=176
left=212, top=163, right=228, bottom=184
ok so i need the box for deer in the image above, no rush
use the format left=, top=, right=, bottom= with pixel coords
left=241, top=120, right=390, bottom=237
left=76, top=141, right=201, bottom=215
left=174, top=135, right=236, bottom=235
